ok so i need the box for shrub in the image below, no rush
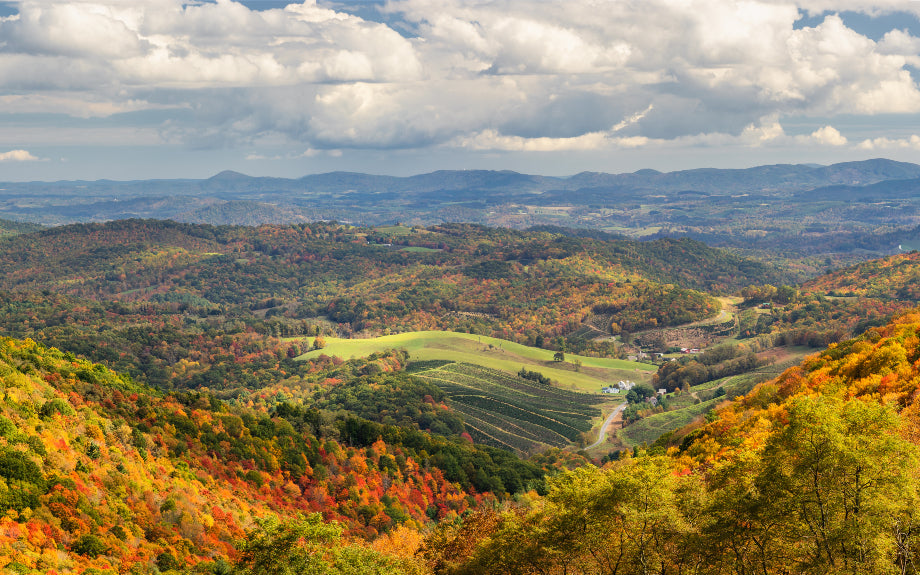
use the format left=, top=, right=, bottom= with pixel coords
left=39, top=398, right=75, bottom=419
left=72, top=534, right=106, bottom=558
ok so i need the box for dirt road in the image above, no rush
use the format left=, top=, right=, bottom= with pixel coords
left=587, top=401, right=627, bottom=450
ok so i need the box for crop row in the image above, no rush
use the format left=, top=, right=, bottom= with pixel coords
left=456, top=412, right=543, bottom=453
left=411, top=362, right=600, bottom=451
left=424, top=375, right=593, bottom=422
left=444, top=363, right=600, bottom=406
left=405, top=359, right=455, bottom=374
left=448, top=400, right=571, bottom=448
left=452, top=403, right=576, bottom=453
left=447, top=394, right=581, bottom=443
left=417, top=364, right=600, bottom=416
left=421, top=373, right=595, bottom=426
left=419, top=364, right=600, bottom=421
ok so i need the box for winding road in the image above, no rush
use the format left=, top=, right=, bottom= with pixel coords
left=587, top=401, right=627, bottom=450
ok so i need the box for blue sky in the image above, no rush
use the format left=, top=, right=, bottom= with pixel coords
left=1, top=0, right=920, bottom=181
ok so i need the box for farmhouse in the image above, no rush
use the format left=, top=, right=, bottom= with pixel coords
left=601, top=380, right=635, bottom=394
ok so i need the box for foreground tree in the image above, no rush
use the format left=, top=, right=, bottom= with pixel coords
left=233, top=513, right=421, bottom=575
left=459, top=457, right=705, bottom=575
left=702, top=396, right=919, bottom=575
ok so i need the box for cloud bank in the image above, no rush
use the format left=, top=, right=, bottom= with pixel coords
left=1, top=0, right=919, bottom=160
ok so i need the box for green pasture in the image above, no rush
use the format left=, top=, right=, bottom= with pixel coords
left=400, top=246, right=441, bottom=253
left=612, top=346, right=812, bottom=448
left=374, top=225, right=413, bottom=236
left=616, top=399, right=717, bottom=448
left=297, top=330, right=655, bottom=392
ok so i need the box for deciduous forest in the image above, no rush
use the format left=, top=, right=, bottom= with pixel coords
left=1, top=216, right=920, bottom=574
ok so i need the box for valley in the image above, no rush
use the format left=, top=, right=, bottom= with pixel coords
left=7, top=1, right=920, bottom=571
left=0, top=179, right=919, bottom=573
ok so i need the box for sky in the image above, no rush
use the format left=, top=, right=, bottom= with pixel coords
left=2, top=0, right=920, bottom=181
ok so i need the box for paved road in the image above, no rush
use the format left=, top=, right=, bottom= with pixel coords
left=587, top=401, right=627, bottom=450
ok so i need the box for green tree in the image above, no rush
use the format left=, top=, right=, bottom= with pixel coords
left=233, top=513, right=418, bottom=575
left=462, top=459, right=703, bottom=575
left=705, top=396, right=919, bottom=575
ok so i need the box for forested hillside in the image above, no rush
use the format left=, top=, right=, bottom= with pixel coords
left=9, top=305, right=916, bottom=573
left=0, top=217, right=43, bottom=238
left=3, top=215, right=920, bottom=573
left=0, top=336, right=550, bottom=573
left=425, top=309, right=920, bottom=574
left=727, top=250, right=920, bottom=350
left=803, top=250, right=920, bottom=299
left=0, top=219, right=785, bottom=387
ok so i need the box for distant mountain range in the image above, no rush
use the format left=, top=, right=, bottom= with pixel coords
left=6, top=157, right=920, bottom=198
left=1, top=158, right=919, bottom=258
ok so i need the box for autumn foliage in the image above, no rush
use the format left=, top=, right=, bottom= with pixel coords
left=426, top=309, right=920, bottom=574
left=0, top=337, right=489, bottom=573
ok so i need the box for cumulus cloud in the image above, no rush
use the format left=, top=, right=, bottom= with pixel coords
left=806, top=125, right=849, bottom=146
left=0, top=0, right=421, bottom=89
left=0, top=0, right=918, bottom=156
left=0, top=149, right=39, bottom=161
left=449, top=116, right=853, bottom=153
left=858, top=135, right=920, bottom=150
left=741, top=118, right=787, bottom=145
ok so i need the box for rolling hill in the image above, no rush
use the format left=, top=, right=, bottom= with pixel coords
left=0, top=335, right=498, bottom=574
left=1, top=160, right=919, bottom=263
left=427, top=307, right=920, bottom=575
left=297, top=331, right=655, bottom=393
left=802, top=250, right=920, bottom=300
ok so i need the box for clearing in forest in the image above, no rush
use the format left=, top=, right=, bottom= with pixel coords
left=297, top=330, right=656, bottom=392
left=410, top=361, right=607, bottom=454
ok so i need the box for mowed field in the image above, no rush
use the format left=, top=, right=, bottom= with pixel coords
left=410, top=361, right=605, bottom=453
left=295, top=330, right=651, bottom=453
left=297, top=330, right=656, bottom=393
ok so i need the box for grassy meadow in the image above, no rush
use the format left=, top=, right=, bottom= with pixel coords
left=297, top=330, right=656, bottom=392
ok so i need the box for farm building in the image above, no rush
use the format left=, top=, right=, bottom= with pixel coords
left=601, top=380, right=635, bottom=394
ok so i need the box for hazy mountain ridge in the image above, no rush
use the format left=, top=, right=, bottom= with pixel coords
left=1, top=159, right=919, bottom=262
left=3, top=158, right=917, bottom=199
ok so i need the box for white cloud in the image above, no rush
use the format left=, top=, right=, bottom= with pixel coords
left=878, top=28, right=920, bottom=58
left=611, top=105, right=654, bottom=133
left=0, top=0, right=422, bottom=89
left=806, top=125, right=848, bottom=146
left=0, top=0, right=919, bottom=158
left=449, top=104, right=655, bottom=152
left=0, top=149, right=39, bottom=161
left=858, top=135, right=920, bottom=150
left=741, top=118, right=787, bottom=144
left=453, top=129, right=614, bottom=152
